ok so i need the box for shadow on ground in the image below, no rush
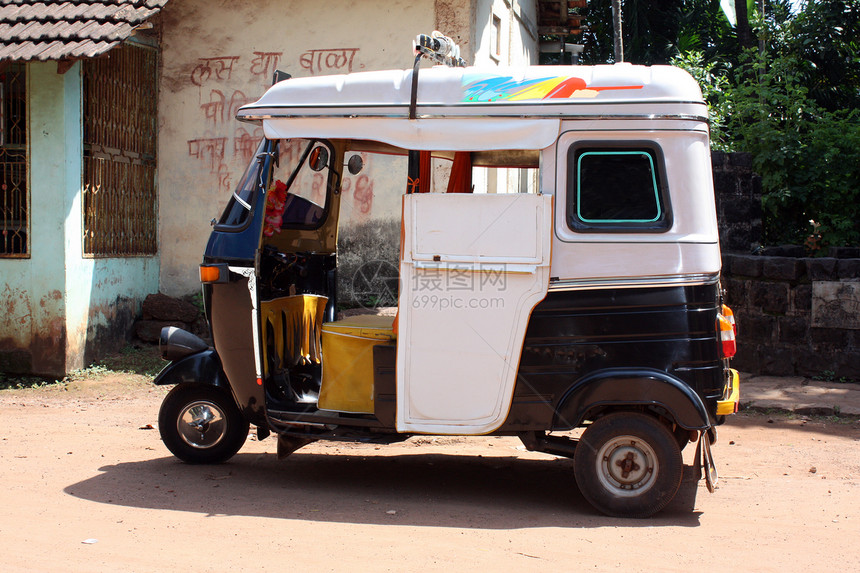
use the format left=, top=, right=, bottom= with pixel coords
left=727, top=410, right=860, bottom=439
left=65, top=451, right=703, bottom=529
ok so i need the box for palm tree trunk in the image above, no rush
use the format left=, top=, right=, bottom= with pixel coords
left=735, top=0, right=754, bottom=50
left=612, top=0, right=624, bottom=62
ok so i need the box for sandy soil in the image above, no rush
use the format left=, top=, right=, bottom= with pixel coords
left=1, top=374, right=859, bottom=572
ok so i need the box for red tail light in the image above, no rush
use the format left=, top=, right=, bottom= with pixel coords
left=718, top=304, right=737, bottom=358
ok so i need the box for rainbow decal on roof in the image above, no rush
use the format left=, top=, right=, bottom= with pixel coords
left=462, top=74, right=644, bottom=102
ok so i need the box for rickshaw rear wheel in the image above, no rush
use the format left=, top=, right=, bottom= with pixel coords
left=573, top=412, right=682, bottom=518
left=158, top=384, right=249, bottom=464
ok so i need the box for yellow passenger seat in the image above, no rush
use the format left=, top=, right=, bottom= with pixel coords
left=318, top=314, right=396, bottom=413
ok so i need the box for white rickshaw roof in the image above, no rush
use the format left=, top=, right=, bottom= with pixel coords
left=237, top=64, right=707, bottom=151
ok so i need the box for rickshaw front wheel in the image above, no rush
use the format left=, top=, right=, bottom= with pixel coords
left=158, top=384, right=249, bottom=464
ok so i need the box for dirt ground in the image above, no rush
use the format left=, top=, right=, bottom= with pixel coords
left=1, top=374, right=859, bottom=573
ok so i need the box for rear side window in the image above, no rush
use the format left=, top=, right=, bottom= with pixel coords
left=567, top=143, right=671, bottom=232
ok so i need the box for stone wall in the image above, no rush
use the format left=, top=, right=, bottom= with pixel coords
left=721, top=253, right=860, bottom=380
left=712, top=151, right=762, bottom=253
left=713, top=152, right=859, bottom=380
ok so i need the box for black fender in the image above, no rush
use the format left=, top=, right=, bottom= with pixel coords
left=152, top=348, right=231, bottom=391
left=553, top=368, right=711, bottom=431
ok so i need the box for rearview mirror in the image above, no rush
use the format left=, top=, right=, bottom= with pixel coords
left=309, top=146, right=329, bottom=171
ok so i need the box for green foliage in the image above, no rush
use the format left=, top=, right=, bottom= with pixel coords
left=726, top=49, right=860, bottom=247
left=774, top=0, right=860, bottom=113
left=579, top=0, right=743, bottom=66
left=671, top=51, right=733, bottom=150
left=672, top=2, right=860, bottom=248
left=190, top=291, right=205, bottom=313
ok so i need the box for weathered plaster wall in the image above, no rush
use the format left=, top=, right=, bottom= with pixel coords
left=73, top=259, right=160, bottom=370
left=0, top=62, right=159, bottom=376
left=0, top=63, right=74, bottom=375
left=158, top=0, right=437, bottom=295
left=59, top=62, right=160, bottom=371
left=158, top=0, right=538, bottom=295
left=435, top=0, right=477, bottom=61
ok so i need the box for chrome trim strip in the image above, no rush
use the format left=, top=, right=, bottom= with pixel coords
left=239, top=99, right=706, bottom=113
left=548, top=273, right=720, bottom=291
left=244, top=113, right=710, bottom=123
left=240, top=109, right=709, bottom=123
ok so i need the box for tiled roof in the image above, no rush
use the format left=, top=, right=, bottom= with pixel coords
left=0, top=1, right=167, bottom=61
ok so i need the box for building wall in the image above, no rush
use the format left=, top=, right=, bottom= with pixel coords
left=473, top=0, right=537, bottom=66
left=0, top=63, right=68, bottom=375
left=157, top=0, right=538, bottom=296
left=0, top=62, right=158, bottom=377
left=158, top=0, right=436, bottom=295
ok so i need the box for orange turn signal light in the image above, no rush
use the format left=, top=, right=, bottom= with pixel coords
left=200, top=264, right=228, bottom=284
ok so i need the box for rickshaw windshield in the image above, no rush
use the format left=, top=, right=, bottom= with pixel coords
left=269, top=139, right=332, bottom=230
left=216, top=139, right=270, bottom=229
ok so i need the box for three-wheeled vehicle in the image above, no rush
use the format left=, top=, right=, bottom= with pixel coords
left=154, top=37, right=740, bottom=517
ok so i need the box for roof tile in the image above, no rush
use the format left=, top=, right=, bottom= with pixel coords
left=0, top=1, right=166, bottom=61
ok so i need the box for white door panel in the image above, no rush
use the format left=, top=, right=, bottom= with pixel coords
left=411, top=196, right=544, bottom=263
left=397, top=193, right=552, bottom=434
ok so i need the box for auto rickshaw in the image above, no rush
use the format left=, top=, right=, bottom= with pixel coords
left=153, top=34, right=740, bottom=517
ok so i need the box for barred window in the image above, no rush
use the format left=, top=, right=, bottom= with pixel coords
left=0, top=64, right=28, bottom=257
left=83, top=44, right=158, bottom=256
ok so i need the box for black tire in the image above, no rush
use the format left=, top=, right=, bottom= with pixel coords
left=158, top=384, right=249, bottom=464
left=574, top=412, right=683, bottom=518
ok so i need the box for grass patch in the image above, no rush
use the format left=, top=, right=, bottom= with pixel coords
left=0, top=345, right=165, bottom=390
left=0, top=373, right=62, bottom=391
left=96, top=344, right=165, bottom=377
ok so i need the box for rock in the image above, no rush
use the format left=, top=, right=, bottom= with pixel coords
left=190, top=315, right=211, bottom=339
left=142, top=293, right=200, bottom=323
left=135, top=320, right=186, bottom=343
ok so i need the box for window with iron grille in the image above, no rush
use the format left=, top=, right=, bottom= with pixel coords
left=0, top=64, right=28, bottom=257
left=83, top=44, right=158, bottom=256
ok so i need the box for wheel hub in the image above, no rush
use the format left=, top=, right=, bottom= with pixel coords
left=596, top=435, right=658, bottom=497
left=177, top=400, right=226, bottom=449
left=615, top=451, right=641, bottom=478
